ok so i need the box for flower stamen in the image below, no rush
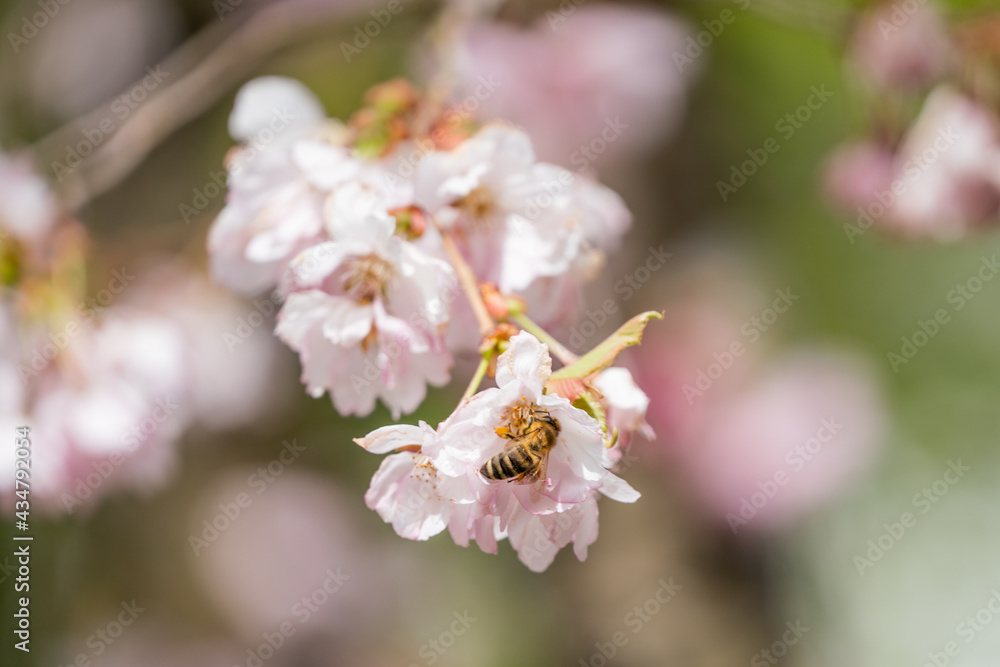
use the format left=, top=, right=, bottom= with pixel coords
left=456, top=185, right=498, bottom=227
left=343, top=253, right=394, bottom=303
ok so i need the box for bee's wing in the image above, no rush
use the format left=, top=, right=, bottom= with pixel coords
left=519, top=453, right=549, bottom=503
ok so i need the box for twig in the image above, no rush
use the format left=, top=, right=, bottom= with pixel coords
left=33, top=3, right=365, bottom=210
left=461, top=350, right=493, bottom=401
left=511, top=312, right=579, bottom=366
left=437, top=225, right=494, bottom=337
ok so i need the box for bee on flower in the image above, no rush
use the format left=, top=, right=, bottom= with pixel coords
left=356, top=332, right=640, bottom=572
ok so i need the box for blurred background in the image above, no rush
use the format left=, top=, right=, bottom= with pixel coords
left=2, top=0, right=1000, bottom=665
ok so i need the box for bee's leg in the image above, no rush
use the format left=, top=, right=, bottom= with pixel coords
left=494, top=425, right=514, bottom=439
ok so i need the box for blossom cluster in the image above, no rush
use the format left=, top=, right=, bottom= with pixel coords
left=206, top=76, right=655, bottom=569
left=0, top=152, right=281, bottom=513
left=209, top=76, right=633, bottom=419
left=824, top=2, right=1000, bottom=240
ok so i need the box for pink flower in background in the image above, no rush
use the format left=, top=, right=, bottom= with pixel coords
left=358, top=332, right=640, bottom=572
left=452, top=4, right=697, bottom=168
left=2, top=255, right=294, bottom=514
left=847, top=1, right=954, bottom=93
left=634, top=270, right=759, bottom=448
left=635, top=268, right=886, bottom=532
left=884, top=87, right=1000, bottom=238
left=822, top=141, right=897, bottom=213
left=25, top=0, right=181, bottom=119
left=191, top=471, right=392, bottom=641
left=826, top=87, right=1000, bottom=240
left=8, top=311, right=190, bottom=513
left=680, top=351, right=885, bottom=532
left=0, top=304, right=29, bottom=481
left=276, top=183, right=456, bottom=418
left=0, top=151, right=59, bottom=246
left=208, top=76, right=359, bottom=294
left=123, top=262, right=291, bottom=432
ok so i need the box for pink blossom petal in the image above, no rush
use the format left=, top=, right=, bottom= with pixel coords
left=495, top=331, right=552, bottom=390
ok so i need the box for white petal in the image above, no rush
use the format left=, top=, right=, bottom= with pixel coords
left=495, top=331, right=552, bottom=389
left=354, top=423, right=432, bottom=454
left=598, top=472, right=640, bottom=503
left=275, top=290, right=340, bottom=348
left=364, top=453, right=450, bottom=541
left=286, top=242, right=351, bottom=287
left=321, top=300, right=374, bottom=347
left=323, top=182, right=395, bottom=241
left=572, top=496, right=600, bottom=561
left=228, top=76, right=325, bottom=142
left=292, top=141, right=360, bottom=191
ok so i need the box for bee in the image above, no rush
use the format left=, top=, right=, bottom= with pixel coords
left=480, top=405, right=560, bottom=498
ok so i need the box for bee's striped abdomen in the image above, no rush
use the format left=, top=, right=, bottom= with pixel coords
left=480, top=445, right=536, bottom=480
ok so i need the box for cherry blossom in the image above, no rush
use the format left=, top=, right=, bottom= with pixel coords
left=357, top=332, right=639, bottom=571
left=886, top=87, right=1000, bottom=238
left=121, top=262, right=291, bottom=432
left=847, top=2, right=954, bottom=93
left=593, top=366, right=654, bottom=451
left=828, top=87, right=1000, bottom=240
left=414, top=124, right=629, bottom=319
left=0, top=150, right=59, bottom=246
left=276, top=183, right=456, bottom=418
left=2, top=310, right=190, bottom=514
left=452, top=4, right=696, bottom=167
left=208, top=76, right=361, bottom=294
left=682, top=351, right=886, bottom=533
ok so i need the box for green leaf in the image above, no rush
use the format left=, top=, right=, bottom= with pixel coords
left=548, top=311, right=662, bottom=383
left=572, top=390, right=617, bottom=447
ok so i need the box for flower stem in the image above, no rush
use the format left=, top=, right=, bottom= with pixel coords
left=511, top=313, right=579, bottom=365
left=462, top=350, right=493, bottom=401
left=436, top=225, right=495, bottom=337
